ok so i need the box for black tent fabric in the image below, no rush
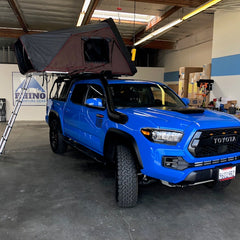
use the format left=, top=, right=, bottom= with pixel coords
left=15, top=18, right=137, bottom=76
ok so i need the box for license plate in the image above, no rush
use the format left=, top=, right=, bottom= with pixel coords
left=218, top=166, right=236, bottom=181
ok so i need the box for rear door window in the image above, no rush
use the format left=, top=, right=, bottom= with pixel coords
left=70, top=84, right=88, bottom=105
left=50, top=80, right=71, bottom=101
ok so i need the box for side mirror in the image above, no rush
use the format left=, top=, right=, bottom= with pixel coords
left=86, top=98, right=103, bottom=107
left=182, top=98, right=190, bottom=106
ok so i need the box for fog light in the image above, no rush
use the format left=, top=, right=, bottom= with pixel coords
left=162, top=156, right=189, bottom=170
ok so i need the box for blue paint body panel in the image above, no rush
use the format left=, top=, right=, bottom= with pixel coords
left=47, top=78, right=240, bottom=185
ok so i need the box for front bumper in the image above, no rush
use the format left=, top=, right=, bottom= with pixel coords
left=180, top=163, right=240, bottom=185
left=140, top=143, right=240, bottom=184
left=137, top=126, right=240, bottom=184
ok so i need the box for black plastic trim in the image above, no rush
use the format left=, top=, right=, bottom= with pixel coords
left=48, top=110, right=59, bottom=123
left=181, top=163, right=240, bottom=184
left=100, top=76, right=128, bottom=124
left=64, top=138, right=104, bottom=163
left=104, top=128, right=143, bottom=169
left=171, top=107, right=204, bottom=114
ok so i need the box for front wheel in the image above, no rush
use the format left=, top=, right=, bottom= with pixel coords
left=49, top=119, right=67, bottom=154
left=116, top=145, right=138, bottom=208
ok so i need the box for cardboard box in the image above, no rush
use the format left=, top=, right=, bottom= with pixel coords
left=224, top=100, right=237, bottom=109
left=178, top=67, right=203, bottom=98
left=167, top=84, right=178, bottom=94
left=188, top=72, right=202, bottom=99
left=189, top=98, right=203, bottom=107
left=179, top=67, right=203, bottom=79
left=178, top=78, right=185, bottom=98
left=201, top=63, right=211, bottom=79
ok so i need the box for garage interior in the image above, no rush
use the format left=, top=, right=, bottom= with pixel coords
left=0, top=0, right=240, bottom=239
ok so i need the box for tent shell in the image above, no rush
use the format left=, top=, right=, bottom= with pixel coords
left=15, top=18, right=137, bottom=77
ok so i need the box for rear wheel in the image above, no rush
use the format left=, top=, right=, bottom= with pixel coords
left=116, top=145, right=138, bottom=208
left=205, top=180, right=232, bottom=190
left=49, top=119, right=67, bottom=154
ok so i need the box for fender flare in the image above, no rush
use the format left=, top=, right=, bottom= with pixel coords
left=48, top=110, right=63, bottom=132
left=104, top=128, right=143, bottom=169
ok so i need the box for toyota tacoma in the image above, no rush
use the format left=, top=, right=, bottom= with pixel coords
left=46, top=74, right=240, bottom=207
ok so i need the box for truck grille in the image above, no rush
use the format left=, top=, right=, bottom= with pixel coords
left=188, top=128, right=240, bottom=158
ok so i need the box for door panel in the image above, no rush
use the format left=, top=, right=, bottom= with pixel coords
left=63, top=83, right=107, bottom=154
left=82, top=84, right=107, bottom=154
left=63, top=84, right=87, bottom=143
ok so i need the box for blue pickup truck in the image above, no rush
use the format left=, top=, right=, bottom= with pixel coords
left=46, top=74, right=240, bottom=207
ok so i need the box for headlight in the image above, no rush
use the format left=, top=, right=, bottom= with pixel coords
left=141, top=128, right=183, bottom=145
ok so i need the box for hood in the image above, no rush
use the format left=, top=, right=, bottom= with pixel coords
left=118, top=107, right=240, bottom=130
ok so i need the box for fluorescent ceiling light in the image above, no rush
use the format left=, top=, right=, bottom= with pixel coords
left=152, top=19, right=182, bottom=36
left=134, top=0, right=222, bottom=46
left=76, top=0, right=91, bottom=26
left=134, top=33, right=154, bottom=46
left=182, top=0, right=223, bottom=20
left=134, top=18, right=182, bottom=46
left=92, top=10, right=155, bottom=23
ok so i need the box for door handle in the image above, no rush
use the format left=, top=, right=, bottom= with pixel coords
left=96, top=114, right=104, bottom=118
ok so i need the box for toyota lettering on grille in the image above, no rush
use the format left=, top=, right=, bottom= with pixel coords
left=213, top=135, right=237, bottom=144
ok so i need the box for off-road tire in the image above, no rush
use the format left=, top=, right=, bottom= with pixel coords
left=116, top=145, right=138, bottom=208
left=205, top=179, right=232, bottom=190
left=49, top=119, right=67, bottom=154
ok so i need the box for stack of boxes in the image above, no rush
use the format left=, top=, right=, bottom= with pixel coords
left=178, top=63, right=212, bottom=107
left=188, top=72, right=202, bottom=106
left=178, top=67, right=203, bottom=98
left=201, top=63, right=211, bottom=80
left=224, top=100, right=237, bottom=111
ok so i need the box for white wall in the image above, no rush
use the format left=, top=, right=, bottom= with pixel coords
left=212, top=11, right=240, bottom=58
left=121, top=67, right=164, bottom=82
left=159, top=27, right=213, bottom=84
left=211, top=10, right=240, bottom=105
left=162, top=41, right=212, bottom=73
left=0, top=65, right=164, bottom=121
left=0, top=64, right=48, bottom=121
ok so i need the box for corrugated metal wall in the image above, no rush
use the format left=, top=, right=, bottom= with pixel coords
left=0, top=46, right=17, bottom=63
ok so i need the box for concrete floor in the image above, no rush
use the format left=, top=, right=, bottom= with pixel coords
left=0, top=121, right=240, bottom=240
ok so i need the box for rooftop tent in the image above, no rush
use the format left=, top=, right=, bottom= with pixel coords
left=15, top=18, right=137, bottom=76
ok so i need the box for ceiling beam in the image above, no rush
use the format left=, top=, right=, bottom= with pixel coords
left=143, top=40, right=175, bottom=49
left=7, top=0, right=28, bottom=33
left=127, top=0, right=209, bottom=8
left=123, top=38, right=175, bottom=49
left=135, top=6, right=181, bottom=40
left=0, top=29, right=44, bottom=38
left=83, top=0, right=100, bottom=25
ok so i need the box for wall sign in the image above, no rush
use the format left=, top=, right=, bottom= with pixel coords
left=12, top=72, right=47, bottom=106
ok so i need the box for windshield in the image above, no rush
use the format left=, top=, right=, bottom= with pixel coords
left=109, top=84, right=185, bottom=108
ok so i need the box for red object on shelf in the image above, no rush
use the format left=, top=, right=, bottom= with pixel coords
left=117, top=7, right=122, bottom=10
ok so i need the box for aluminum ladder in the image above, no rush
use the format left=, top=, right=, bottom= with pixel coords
left=0, top=75, right=32, bottom=155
